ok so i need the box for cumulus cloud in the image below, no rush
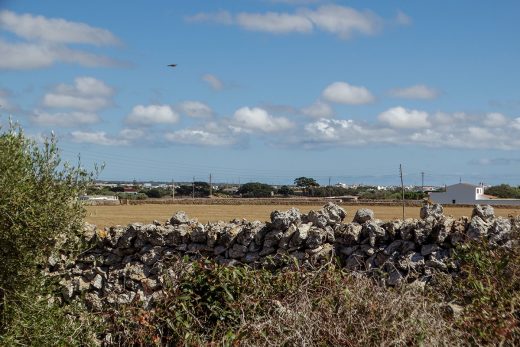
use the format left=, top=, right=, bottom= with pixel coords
left=42, top=77, right=114, bottom=112
left=299, top=5, right=382, bottom=39
left=202, top=74, right=224, bottom=91
left=512, top=117, right=520, bottom=131
left=0, top=10, right=122, bottom=69
left=432, top=112, right=470, bottom=125
left=0, top=10, right=119, bottom=45
left=165, top=129, right=236, bottom=146
left=322, top=81, right=374, bottom=105
left=236, top=12, right=313, bottom=33
left=70, top=130, right=128, bottom=146
left=303, top=118, right=397, bottom=145
left=187, top=5, right=406, bottom=39
left=178, top=100, right=213, bottom=118
left=233, top=106, right=294, bottom=132
left=483, top=112, right=508, bottom=127
left=185, top=10, right=233, bottom=25
left=378, top=106, right=430, bottom=129
left=388, top=85, right=438, bottom=100
left=126, top=104, right=179, bottom=125
left=301, top=100, right=333, bottom=118
left=119, top=128, right=145, bottom=141
left=31, top=110, right=100, bottom=127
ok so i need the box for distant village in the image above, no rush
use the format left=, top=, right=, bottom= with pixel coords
left=81, top=179, right=520, bottom=206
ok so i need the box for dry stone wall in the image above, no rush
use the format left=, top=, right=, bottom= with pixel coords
left=46, top=202, right=519, bottom=310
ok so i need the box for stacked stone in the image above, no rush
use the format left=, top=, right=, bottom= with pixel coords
left=46, top=202, right=519, bottom=309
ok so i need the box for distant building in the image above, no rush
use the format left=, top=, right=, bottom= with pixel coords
left=429, top=183, right=520, bottom=205
left=79, top=195, right=119, bottom=201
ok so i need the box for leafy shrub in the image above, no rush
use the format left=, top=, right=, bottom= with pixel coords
left=0, top=121, right=97, bottom=342
left=238, top=182, right=273, bottom=197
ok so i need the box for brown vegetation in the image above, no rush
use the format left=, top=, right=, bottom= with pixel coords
left=86, top=203, right=519, bottom=229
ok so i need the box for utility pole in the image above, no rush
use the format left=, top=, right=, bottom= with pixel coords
left=400, top=164, right=405, bottom=220
left=421, top=171, right=424, bottom=192
left=209, top=173, right=212, bottom=197
left=192, top=176, right=195, bottom=199
left=171, top=178, right=175, bottom=200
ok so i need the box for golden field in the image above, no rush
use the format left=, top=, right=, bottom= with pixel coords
left=85, top=203, right=520, bottom=229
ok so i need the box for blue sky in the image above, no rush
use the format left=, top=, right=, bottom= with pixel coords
left=1, top=0, right=520, bottom=186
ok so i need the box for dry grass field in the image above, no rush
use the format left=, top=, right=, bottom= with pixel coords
left=85, top=203, right=520, bottom=229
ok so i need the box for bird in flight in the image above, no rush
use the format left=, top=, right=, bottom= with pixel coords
left=168, top=64, right=177, bottom=67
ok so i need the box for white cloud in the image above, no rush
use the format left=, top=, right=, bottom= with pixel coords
left=322, top=81, right=374, bottom=105
left=483, top=112, right=508, bottom=127
left=178, top=100, right=213, bottom=118
left=0, top=10, right=119, bottom=45
left=43, top=94, right=109, bottom=112
left=185, top=10, right=233, bottom=25
left=188, top=5, right=406, bottom=39
left=31, top=110, right=99, bottom=127
left=236, top=12, right=313, bottom=34
left=297, top=108, right=520, bottom=150
left=42, top=77, right=113, bottom=112
left=165, top=129, right=236, bottom=146
left=432, top=112, right=470, bottom=125
left=468, top=126, right=494, bottom=141
left=389, top=85, right=438, bottom=100
left=378, top=107, right=430, bottom=129
left=233, top=106, right=294, bottom=132
left=300, top=5, right=382, bottom=39
left=0, top=11, right=122, bottom=70
left=119, top=128, right=145, bottom=141
left=56, top=76, right=113, bottom=97
left=303, top=118, right=397, bottom=145
left=70, top=131, right=128, bottom=146
left=126, top=105, right=179, bottom=125
left=202, top=74, right=224, bottom=91
left=512, top=117, right=520, bottom=131
left=301, top=100, right=333, bottom=118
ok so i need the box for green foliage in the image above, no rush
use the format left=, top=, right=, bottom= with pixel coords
left=117, top=192, right=147, bottom=200
left=485, top=184, right=520, bottom=199
left=237, top=182, right=273, bottom=197
left=0, top=120, right=97, bottom=341
left=110, top=185, right=125, bottom=192
left=144, top=188, right=169, bottom=198
left=102, top=259, right=464, bottom=346
left=1, top=282, right=99, bottom=346
left=277, top=185, right=293, bottom=196
left=294, top=176, right=320, bottom=188
left=176, top=182, right=210, bottom=197
left=440, top=242, right=520, bottom=344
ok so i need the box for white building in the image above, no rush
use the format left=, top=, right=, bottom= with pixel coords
left=429, top=183, right=520, bottom=205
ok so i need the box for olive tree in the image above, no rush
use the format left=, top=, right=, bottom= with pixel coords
left=0, top=121, right=96, bottom=309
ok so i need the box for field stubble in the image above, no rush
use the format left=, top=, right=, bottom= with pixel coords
left=85, top=203, right=520, bottom=229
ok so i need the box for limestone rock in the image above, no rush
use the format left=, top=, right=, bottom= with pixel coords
left=170, top=211, right=190, bottom=225
left=306, top=227, right=327, bottom=249
left=420, top=203, right=444, bottom=220
left=270, top=208, right=302, bottom=230
left=353, top=208, right=374, bottom=224
left=290, top=222, right=312, bottom=248
left=334, top=223, right=362, bottom=245
left=467, top=216, right=490, bottom=239
left=472, top=205, right=495, bottom=222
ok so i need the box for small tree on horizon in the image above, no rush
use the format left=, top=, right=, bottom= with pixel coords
left=294, top=177, right=320, bottom=196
